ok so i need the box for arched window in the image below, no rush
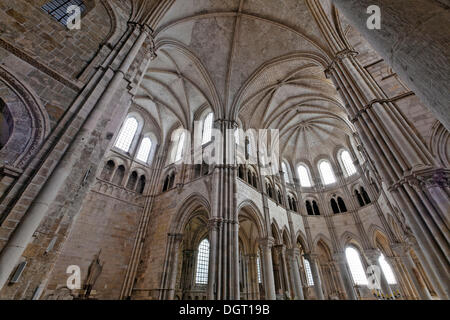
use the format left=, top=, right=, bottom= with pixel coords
left=115, top=117, right=138, bottom=152
left=175, top=131, right=185, bottom=162
left=345, top=247, right=368, bottom=285
left=42, top=0, right=87, bottom=27
left=277, top=189, right=283, bottom=205
left=282, top=162, right=290, bottom=183
left=297, top=165, right=312, bottom=187
left=202, top=112, right=213, bottom=144
left=136, top=137, right=152, bottom=163
left=355, top=189, right=365, bottom=207
left=379, top=253, right=397, bottom=284
left=337, top=197, right=347, bottom=213
left=303, top=258, right=315, bottom=286
left=256, top=251, right=262, bottom=284
left=238, top=165, right=245, bottom=180
left=312, top=201, right=320, bottom=216
left=361, top=187, right=371, bottom=205
left=340, top=150, right=356, bottom=176
left=331, top=198, right=340, bottom=214
left=100, top=160, right=115, bottom=181
left=112, top=165, right=125, bottom=186
left=195, top=239, right=210, bottom=285
left=319, top=160, right=336, bottom=185
left=247, top=170, right=252, bottom=184
left=306, top=201, right=314, bottom=216
left=252, top=173, right=258, bottom=189
left=126, top=171, right=138, bottom=190
left=137, top=175, right=146, bottom=194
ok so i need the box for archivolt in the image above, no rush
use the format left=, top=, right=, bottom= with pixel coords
left=0, top=65, right=50, bottom=169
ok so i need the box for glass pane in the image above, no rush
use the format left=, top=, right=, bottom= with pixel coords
left=202, top=113, right=213, bottom=144
left=115, top=117, right=138, bottom=152
left=303, top=258, right=315, bottom=286
left=379, top=254, right=397, bottom=284
left=341, top=150, right=356, bottom=176
left=175, top=132, right=185, bottom=162
left=282, top=162, right=290, bottom=183
left=297, top=165, right=312, bottom=187
left=136, top=137, right=152, bottom=162
left=319, top=161, right=336, bottom=185
left=256, top=253, right=262, bottom=284
left=345, top=247, right=368, bottom=285
left=195, top=239, right=210, bottom=284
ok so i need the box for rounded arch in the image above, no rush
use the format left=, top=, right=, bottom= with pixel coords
left=0, top=65, right=51, bottom=168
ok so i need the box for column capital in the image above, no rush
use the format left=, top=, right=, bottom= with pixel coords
left=258, top=237, right=275, bottom=248
left=303, top=252, right=319, bottom=262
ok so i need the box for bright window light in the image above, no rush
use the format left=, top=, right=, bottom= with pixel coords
left=297, top=165, right=312, bottom=187
left=175, top=131, right=185, bottom=162
left=319, top=161, right=336, bottom=185
left=345, top=247, right=368, bottom=285
left=195, top=239, right=210, bottom=284
left=202, top=112, right=213, bottom=144
left=303, top=258, right=315, bottom=286
left=136, top=137, right=152, bottom=163
left=115, top=117, right=138, bottom=152
left=341, top=150, right=356, bottom=176
left=379, top=253, right=397, bottom=284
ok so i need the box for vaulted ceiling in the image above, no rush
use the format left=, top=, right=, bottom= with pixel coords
left=134, top=0, right=359, bottom=163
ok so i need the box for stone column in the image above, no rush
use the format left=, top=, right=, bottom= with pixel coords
left=259, top=238, right=276, bottom=300
left=330, top=0, right=450, bottom=130
left=207, top=218, right=221, bottom=299
left=333, top=252, right=358, bottom=300
left=391, top=244, right=432, bottom=300
left=275, top=245, right=292, bottom=298
left=167, top=233, right=183, bottom=300
left=287, top=248, right=305, bottom=300
left=305, top=253, right=325, bottom=300
left=325, top=49, right=450, bottom=297
left=408, top=238, right=447, bottom=299
left=365, top=249, right=394, bottom=298
left=181, top=249, right=195, bottom=298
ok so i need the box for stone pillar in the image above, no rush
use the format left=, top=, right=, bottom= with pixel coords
left=408, top=238, right=447, bottom=299
left=333, top=252, right=358, bottom=300
left=167, top=233, right=183, bottom=300
left=259, top=238, right=276, bottom=300
left=287, top=248, right=304, bottom=300
left=391, top=244, right=432, bottom=300
left=330, top=0, right=450, bottom=130
left=180, top=249, right=195, bottom=298
left=325, top=49, right=450, bottom=298
left=304, top=253, right=325, bottom=300
left=274, top=245, right=292, bottom=298
left=207, top=218, right=221, bottom=299
left=365, top=249, right=394, bottom=298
